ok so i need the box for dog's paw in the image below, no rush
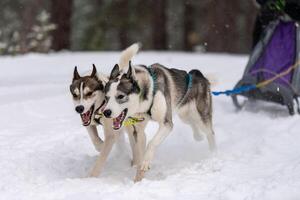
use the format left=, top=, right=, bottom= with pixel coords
left=193, top=132, right=204, bottom=141
left=140, top=151, right=153, bottom=171
left=134, top=169, right=145, bottom=183
left=140, top=160, right=151, bottom=172
left=87, top=169, right=100, bottom=178
left=87, top=165, right=102, bottom=178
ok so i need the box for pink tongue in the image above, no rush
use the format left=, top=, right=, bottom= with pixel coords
left=113, top=114, right=123, bottom=128
left=82, top=111, right=90, bottom=123
left=113, top=118, right=121, bottom=128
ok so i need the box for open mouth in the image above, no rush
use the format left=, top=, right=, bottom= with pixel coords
left=80, top=104, right=94, bottom=126
left=112, top=108, right=128, bottom=130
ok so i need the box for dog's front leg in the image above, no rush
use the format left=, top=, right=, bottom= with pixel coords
left=126, top=118, right=148, bottom=167
left=88, top=134, right=115, bottom=177
left=134, top=122, right=172, bottom=182
left=86, top=125, right=104, bottom=152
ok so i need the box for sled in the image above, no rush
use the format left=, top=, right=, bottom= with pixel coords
left=231, top=16, right=300, bottom=115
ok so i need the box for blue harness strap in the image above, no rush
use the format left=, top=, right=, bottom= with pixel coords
left=212, top=84, right=257, bottom=96
left=147, top=66, right=157, bottom=95
left=146, top=65, right=158, bottom=116
left=177, top=72, right=193, bottom=107
left=186, top=73, right=193, bottom=89
left=146, top=66, right=194, bottom=110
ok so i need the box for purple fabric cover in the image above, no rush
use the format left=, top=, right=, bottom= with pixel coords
left=250, top=21, right=296, bottom=86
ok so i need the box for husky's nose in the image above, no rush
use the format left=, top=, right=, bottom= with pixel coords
left=103, top=109, right=112, bottom=118
left=75, top=105, right=84, bottom=114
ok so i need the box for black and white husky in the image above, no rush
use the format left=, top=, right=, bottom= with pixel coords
left=103, top=58, right=216, bottom=181
left=69, top=43, right=147, bottom=177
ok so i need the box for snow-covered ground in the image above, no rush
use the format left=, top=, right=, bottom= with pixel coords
left=1, top=52, right=300, bottom=200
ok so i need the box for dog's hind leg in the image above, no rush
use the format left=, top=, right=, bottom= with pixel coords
left=195, top=84, right=216, bottom=152
left=195, top=119, right=216, bottom=152
left=86, top=125, right=104, bottom=152
left=178, top=104, right=204, bottom=141
left=178, top=102, right=216, bottom=151
left=182, top=69, right=216, bottom=151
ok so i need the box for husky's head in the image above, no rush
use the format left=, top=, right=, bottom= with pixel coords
left=69, top=65, right=106, bottom=126
left=103, top=63, right=140, bottom=130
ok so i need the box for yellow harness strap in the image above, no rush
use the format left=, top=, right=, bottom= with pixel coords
left=95, top=113, right=144, bottom=127
left=123, top=117, right=145, bottom=126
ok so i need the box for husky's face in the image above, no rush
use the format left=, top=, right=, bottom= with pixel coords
left=103, top=64, right=140, bottom=130
left=70, top=65, right=106, bottom=126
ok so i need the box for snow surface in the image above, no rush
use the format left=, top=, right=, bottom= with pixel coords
left=1, top=52, right=300, bottom=200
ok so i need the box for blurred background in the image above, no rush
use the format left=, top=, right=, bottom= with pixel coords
left=0, top=0, right=258, bottom=55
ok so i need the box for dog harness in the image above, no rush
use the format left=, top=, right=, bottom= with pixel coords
left=146, top=65, right=158, bottom=95
left=145, top=65, right=193, bottom=115
left=145, top=65, right=157, bottom=116
left=94, top=111, right=144, bottom=127
left=94, top=102, right=144, bottom=126
left=177, top=73, right=193, bottom=107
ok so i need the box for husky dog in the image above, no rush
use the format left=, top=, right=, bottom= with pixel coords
left=103, top=61, right=216, bottom=182
left=69, top=43, right=147, bottom=177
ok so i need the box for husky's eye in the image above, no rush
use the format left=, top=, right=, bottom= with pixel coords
left=117, top=95, right=125, bottom=100
left=86, top=92, right=93, bottom=97
left=72, top=93, right=78, bottom=98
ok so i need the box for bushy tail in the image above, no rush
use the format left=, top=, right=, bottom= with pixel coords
left=189, top=70, right=218, bottom=88
left=118, top=43, right=141, bottom=71
left=204, top=73, right=218, bottom=88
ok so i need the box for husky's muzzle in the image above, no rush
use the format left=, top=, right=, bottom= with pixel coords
left=112, top=108, right=128, bottom=130
left=80, top=104, right=95, bottom=126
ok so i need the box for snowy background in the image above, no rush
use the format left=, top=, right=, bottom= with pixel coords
left=1, top=52, right=300, bottom=200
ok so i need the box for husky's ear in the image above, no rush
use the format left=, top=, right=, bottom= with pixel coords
left=91, top=64, right=97, bottom=77
left=73, top=66, right=80, bottom=81
left=110, top=64, right=120, bottom=79
left=126, top=61, right=136, bottom=79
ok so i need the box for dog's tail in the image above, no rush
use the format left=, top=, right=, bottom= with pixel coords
left=204, top=73, right=218, bottom=88
left=118, top=43, right=141, bottom=71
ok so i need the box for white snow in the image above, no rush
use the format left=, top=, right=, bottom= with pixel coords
left=1, top=52, right=300, bottom=200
